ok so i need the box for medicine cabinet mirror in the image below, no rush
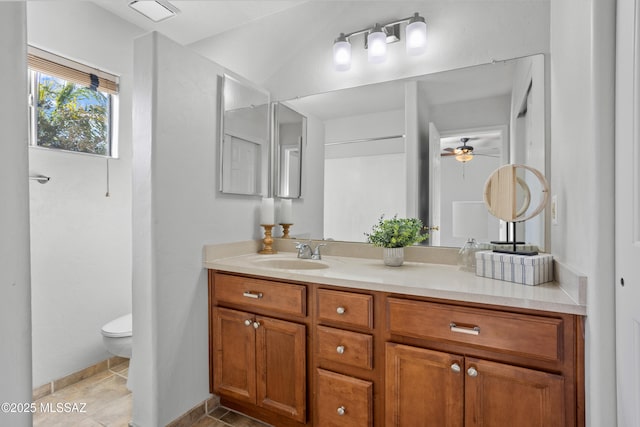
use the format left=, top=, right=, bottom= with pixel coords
left=273, top=102, right=306, bottom=199
left=218, top=74, right=270, bottom=196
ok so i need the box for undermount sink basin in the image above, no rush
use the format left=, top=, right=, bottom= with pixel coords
left=254, top=258, right=330, bottom=270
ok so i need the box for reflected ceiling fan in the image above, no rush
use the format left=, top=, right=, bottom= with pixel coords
left=441, top=137, right=499, bottom=163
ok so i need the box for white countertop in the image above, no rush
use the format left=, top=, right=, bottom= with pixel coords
left=204, top=252, right=586, bottom=316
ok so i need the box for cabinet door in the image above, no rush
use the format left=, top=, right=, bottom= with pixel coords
left=464, top=357, right=565, bottom=427
left=386, top=343, right=464, bottom=427
left=212, top=307, right=256, bottom=404
left=255, top=315, right=306, bottom=422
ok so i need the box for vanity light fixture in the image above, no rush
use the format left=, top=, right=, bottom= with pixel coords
left=128, top=0, right=179, bottom=22
left=333, top=12, right=427, bottom=71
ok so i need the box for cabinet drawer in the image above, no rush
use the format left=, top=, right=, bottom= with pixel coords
left=316, top=369, right=373, bottom=427
left=214, top=273, right=306, bottom=317
left=317, top=289, right=373, bottom=329
left=317, top=326, right=373, bottom=370
left=387, top=298, right=563, bottom=362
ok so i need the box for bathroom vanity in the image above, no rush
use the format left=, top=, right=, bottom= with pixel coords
left=205, top=246, right=585, bottom=427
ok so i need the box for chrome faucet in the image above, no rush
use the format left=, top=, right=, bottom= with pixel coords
left=295, top=242, right=313, bottom=259
left=295, top=242, right=327, bottom=260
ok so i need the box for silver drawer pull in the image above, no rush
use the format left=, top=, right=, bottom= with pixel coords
left=336, top=345, right=345, bottom=354
left=336, top=306, right=346, bottom=315
left=244, top=319, right=252, bottom=327
left=337, top=406, right=346, bottom=416
left=451, top=363, right=461, bottom=373
left=243, top=291, right=263, bottom=299
left=449, top=322, right=480, bottom=335
left=467, top=367, right=478, bottom=377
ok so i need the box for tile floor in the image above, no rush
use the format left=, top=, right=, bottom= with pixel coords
left=33, top=361, right=270, bottom=427
left=33, top=361, right=131, bottom=427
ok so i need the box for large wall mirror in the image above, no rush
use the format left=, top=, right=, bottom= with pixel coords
left=286, top=54, right=547, bottom=250
left=273, top=102, right=306, bottom=199
left=219, top=74, right=270, bottom=196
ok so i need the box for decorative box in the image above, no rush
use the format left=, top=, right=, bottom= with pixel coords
left=475, top=251, right=554, bottom=286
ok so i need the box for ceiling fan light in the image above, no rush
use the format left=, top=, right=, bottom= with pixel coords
left=455, top=153, right=474, bottom=163
left=367, top=24, right=387, bottom=64
left=333, top=33, right=351, bottom=71
left=406, top=13, right=427, bottom=56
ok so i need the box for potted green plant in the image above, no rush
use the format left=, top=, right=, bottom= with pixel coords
left=365, top=215, right=429, bottom=266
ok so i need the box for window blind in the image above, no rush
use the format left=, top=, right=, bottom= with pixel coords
left=28, top=46, right=119, bottom=95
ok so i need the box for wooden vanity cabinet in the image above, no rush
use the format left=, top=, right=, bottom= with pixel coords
left=314, top=289, right=376, bottom=427
left=385, top=343, right=565, bottom=427
left=385, top=297, right=579, bottom=427
left=209, top=272, right=308, bottom=426
left=208, top=270, right=584, bottom=427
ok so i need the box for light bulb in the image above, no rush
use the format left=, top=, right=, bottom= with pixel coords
left=406, top=13, right=427, bottom=56
left=333, top=33, right=351, bottom=71
left=367, top=24, right=387, bottom=64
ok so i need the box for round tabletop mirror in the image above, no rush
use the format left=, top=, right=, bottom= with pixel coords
left=483, top=164, right=549, bottom=223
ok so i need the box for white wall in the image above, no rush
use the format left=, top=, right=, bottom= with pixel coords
left=324, top=110, right=405, bottom=241
left=27, top=2, right=143, bottom=387
left=190, top=1, right=549, bottom=247
left=550, top=0, right=616, bottom=425
left=133, top=32, right=293, bottom=426
left=0, top=3, right=32, bottom=426
left=429, top=95, right=511, bottom=133
left=190, top=1, right=549, bottom=101
left=439, top=156, right=501, bottom=247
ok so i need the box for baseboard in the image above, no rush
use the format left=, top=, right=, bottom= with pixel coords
left=165, top=395, right=220, bottom=427
left=32, top=356, right=128, bottom=401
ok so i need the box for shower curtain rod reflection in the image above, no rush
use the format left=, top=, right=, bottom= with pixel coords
left=30, top=175, right=50, bottom=184
left=325, top=134, right=406, bottom=146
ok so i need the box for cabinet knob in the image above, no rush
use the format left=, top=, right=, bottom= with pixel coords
left=244, top=319, right=252, bottom=327
left=467, top=367, right=478, bottom=377
left=336, top=306, right=346, bottom=315
left=337, top=406, right=346, bottom=416
left=336, top=345, right=345, bottom=354
left=253, top=321, right=261, bottom=329
left=451, top=363, right=461, bottom=373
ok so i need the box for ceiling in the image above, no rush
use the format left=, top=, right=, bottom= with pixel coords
left=91, top=0, right=306, bottom=45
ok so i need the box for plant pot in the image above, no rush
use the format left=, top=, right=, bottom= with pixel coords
left=383, top=247, right=404, bottom=267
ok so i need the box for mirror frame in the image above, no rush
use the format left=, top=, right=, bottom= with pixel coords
left=273, top=102, right=306, bottom=199
left=218, top=73, right=271, bottom=196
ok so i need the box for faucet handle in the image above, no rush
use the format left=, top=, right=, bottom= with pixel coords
left=312, top=243, right=327, bottom=260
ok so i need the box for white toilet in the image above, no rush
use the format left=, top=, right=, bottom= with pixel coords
left=101, top=313, right=132, bottom=358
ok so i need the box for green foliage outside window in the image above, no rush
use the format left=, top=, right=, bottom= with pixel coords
left=35, top=74, right=111, bottom=156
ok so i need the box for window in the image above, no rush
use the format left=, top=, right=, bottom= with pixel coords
left=28, top=47, right=119, bottom=157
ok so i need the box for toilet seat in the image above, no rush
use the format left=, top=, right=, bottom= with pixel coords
left=101, top=313, right=132, bottom=338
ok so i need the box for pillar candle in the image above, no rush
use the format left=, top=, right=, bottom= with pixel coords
left=279, top=199, right=293, bottom=224
left=260, top=197, right=275, bottom=225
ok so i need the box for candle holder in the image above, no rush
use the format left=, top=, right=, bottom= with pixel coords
left=280, top=223, right=293, bottom=239
left=259, top=224, right=277, bottom=254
